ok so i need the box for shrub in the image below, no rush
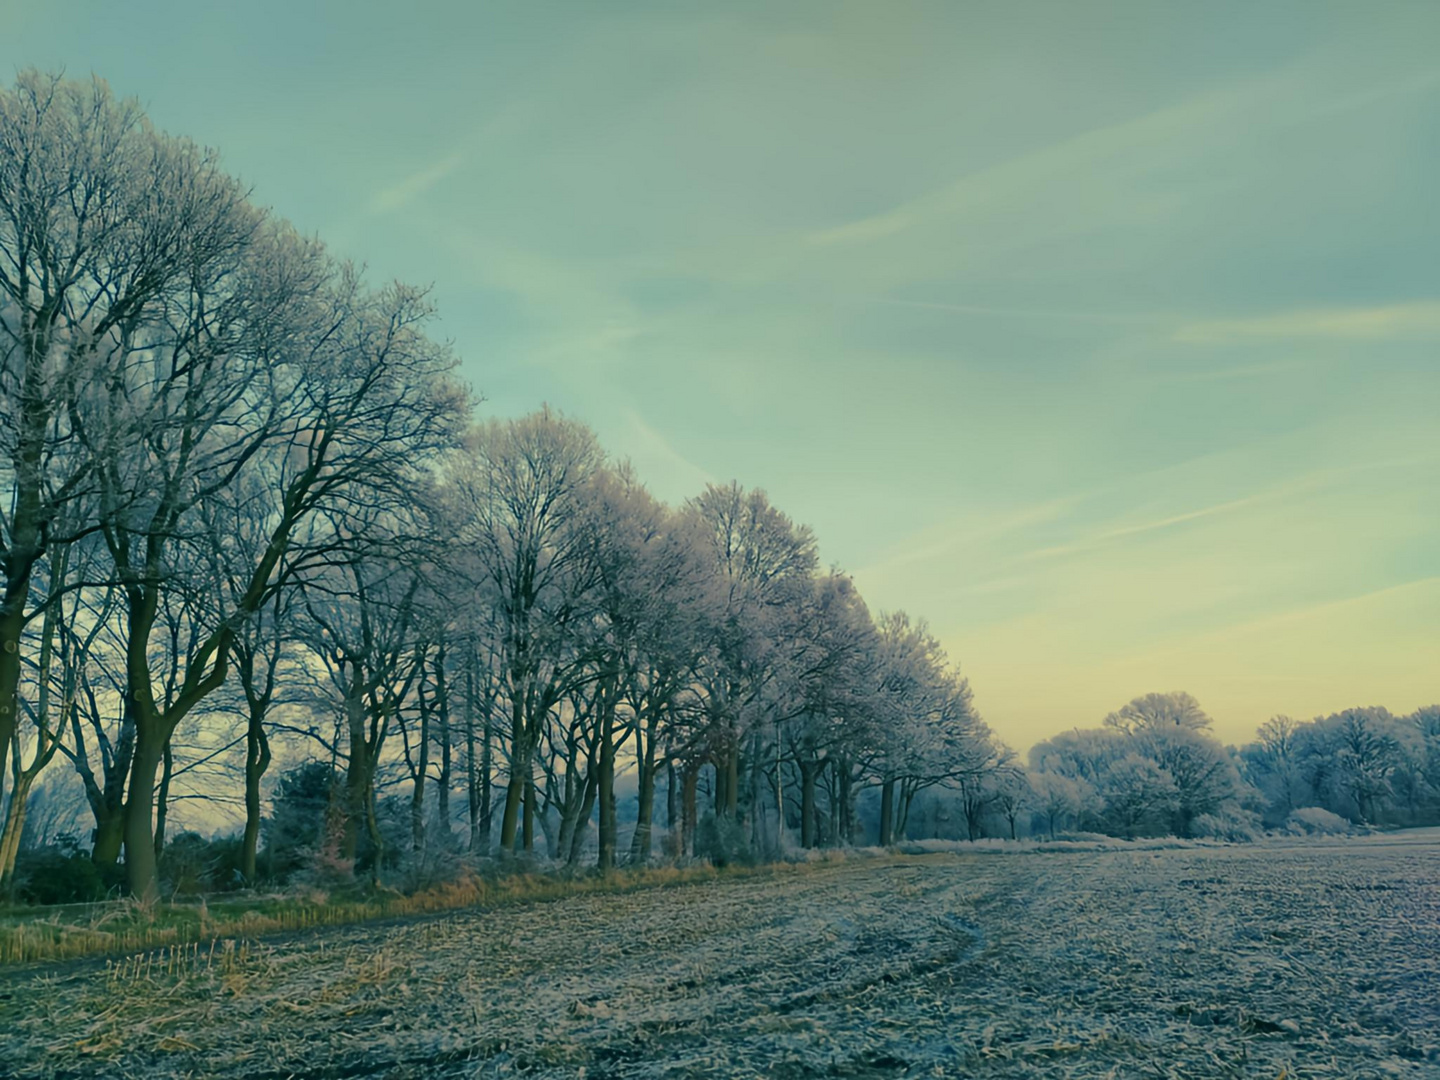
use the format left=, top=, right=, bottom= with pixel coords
left=391, top=838, right=471, bottom=893
left=694, top=811, right=752, bottom=868
left=1191, top=806, right=1261, bottom=842
left=1286, top=806, right=1356, bottom=835
left=12, top=836, right=118, bottom=904
left=265, top=761, right=339, bottom=881
left=158, top=831, right=248, bottom=895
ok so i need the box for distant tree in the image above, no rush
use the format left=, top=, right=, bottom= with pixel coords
left=992, top=768, right=1032, bottom=840
left=459, top=409, right=605, bottom=856
left=682, top=483, right=818, bottom=839
left=1412, top=705, right=1440, bottom=818
left=1136, top=725, right=1242, bottom=837
left=1102, top=753, right=1177, bottom=837
left=1027, top=772, right=1091, bottom=839
left=1314, top=707, right=1410, bottom=824
left=1104, top=692, right=1212, bottom=735
left=1029, top=728, right=1129, bottom=792
left=1241, top=715, right=1304, bottom=821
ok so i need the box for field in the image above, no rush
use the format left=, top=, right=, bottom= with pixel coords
left=3, top=832, right=1437, bottom=1079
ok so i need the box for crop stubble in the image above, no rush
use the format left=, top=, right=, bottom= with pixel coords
left=3, top=832, right=1437, bottom=1079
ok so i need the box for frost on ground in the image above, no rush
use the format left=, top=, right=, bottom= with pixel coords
left=4, top=830, right=1438, bottom=1079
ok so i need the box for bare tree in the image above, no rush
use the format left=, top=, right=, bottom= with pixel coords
left=683, top=483, right=817, bottom=839
left=459, top=409, right=604, bottom=856
left=1, top=73, right=255, bottom=806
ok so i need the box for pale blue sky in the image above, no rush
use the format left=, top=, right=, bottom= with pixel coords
left=6, top=1, right=1437, bottom=746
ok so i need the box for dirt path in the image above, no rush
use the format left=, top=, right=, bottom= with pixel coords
left=4, top=836, right=1438, bottom=1078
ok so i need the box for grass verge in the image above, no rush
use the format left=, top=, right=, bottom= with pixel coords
left=0, top=858, right=829, bottom=967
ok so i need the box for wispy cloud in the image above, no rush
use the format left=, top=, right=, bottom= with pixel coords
left=1147, top=359, right=1312, bottom=384
left=368, top=150, right=469, bottom=215
left=864, top=297, right=1169, bottom=326
left=1175, top=301, right=1440, bottom=343
left=619, top=410, right=715, bottom=498
left=1012, top=454, right=1437, bottom=566
left=855, top=496, right=1081, bottom=582
left=1121, top=575, right=1440, bottom=662
left=1017, top=494, right=1265, bottom=564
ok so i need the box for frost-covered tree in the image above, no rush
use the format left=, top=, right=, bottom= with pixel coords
left=1104, top=691, right=1212, bottom=735
left=1027, top=771, right=1093, bottom=839
left=1031, top=694, right=1243, bottom=838
left=682, top=483, right=817, bottom=834
left=458, top=409, right=605, bottom=856
left=1241, top=715, right=1304, bottom=822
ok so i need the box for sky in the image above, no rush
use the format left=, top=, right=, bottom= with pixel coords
left=4, top=1, right=1437, bottom=750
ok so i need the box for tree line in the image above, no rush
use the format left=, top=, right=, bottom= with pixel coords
left=0, top=73, right=1007, bottom=901
left=1013, top=693, right=1440, bottom=842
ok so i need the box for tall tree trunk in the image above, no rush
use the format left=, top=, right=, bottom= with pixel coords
left=465, top=667, right=480, bottom=853
left=629, top=731, right=660, bottom=864
left=0, top=603, right=27, bottom=814
left=80, top=703, right=134, bottom=868
left=0, top=593, right=64, bottom=887
left=747, top=730, right=763, bottom=852
left=775, top=735, right=786, bottom=851
left=522, top=773, right=536, bottom=853
left=153, top=741, right=174, bottom=863
left=0, top=773, right=34, bottom=890
left=241, top=700, right=271, bottom=883
left=364, top=781, right=385, bottom=884
left=724, top=742, right=740, bottom=820
left=93, top=807, right=126, bottom=867
left=800, top=760, right=819, bottom=849
left=878, top=776, right=895, bottom=846
left=556, top=745, right=591, bottom=861
left=479, top=692, right=493, bottom=850
left=665, top=761, right=679, bottom=856
left=122, top=738, right=164, bottom=902
left=342, top=669, right=369, bottom=862
left=435, top=645, right=451, bottom=843
left=681, top=763, right=699, bottom=857
left=566, top=770, right=599, bottom=866
left=597, top=695, right=617, bottom=871
left=410, top=677, right=430, bottom=856
left=498, top=694, right=528, bottom=852
left=897, top=781, right=917, bottom=838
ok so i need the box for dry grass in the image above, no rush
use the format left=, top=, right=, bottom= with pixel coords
left=0, top=859, right=807, bottom=966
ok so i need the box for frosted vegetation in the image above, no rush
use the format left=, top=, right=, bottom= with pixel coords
left=3, top=74, right=1439, bottom=914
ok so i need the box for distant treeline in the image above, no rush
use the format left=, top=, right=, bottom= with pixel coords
left=1015, top=694, right=1439, bottom=842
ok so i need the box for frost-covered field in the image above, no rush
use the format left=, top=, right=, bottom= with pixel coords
left=5, top=831, right=1438, bottom=1079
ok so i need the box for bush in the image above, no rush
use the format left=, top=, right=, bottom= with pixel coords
left=265, top=761, right=339, bottom=881
left=390, top=837, right=471, bottom=893
left=1286, top=806, right=1357, bottom=836
left=158, top=831, right=248, bottom=895
left=694, top=811, right=752, bottom=868
left=12, top=835, right=120, bottom=904
left=1191, top=807, right=1261, bottom=843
